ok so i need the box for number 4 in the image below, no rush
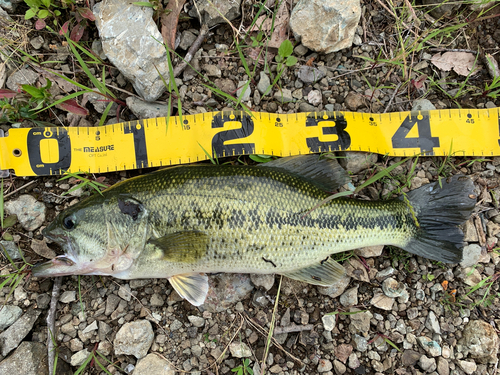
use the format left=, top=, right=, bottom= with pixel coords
left=391, top=114, right=439, bottom=154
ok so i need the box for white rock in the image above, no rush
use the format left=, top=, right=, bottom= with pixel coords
left=307, top=90, right=322, bottom=106
left=188, top=315, right=205, bottom=328
left=460, top=244, right=482, bottom=268
left=0, top=305, right=23, bottom=330
left=70, top=349, right=90, bottom=367
left=93, top=0, right=171, bottom=101
left=370, top=292, right=395, bottom=310
left=416, top=336, right=442, bottom=357
left=59, top=291, right=76, bottom=304
left=425, top=311, right=441, bottom=334
left=322, top=314, right=336, bottom=332
left=290, top=0, right=361, bottom=53
left=318, top=274, right=351, bottom=298
left=458, top=360, right=477, bottom=374
left=82, top=320, right=98, bottom=334
left=134, top=353, right=175, bottom=375
left=114, top=320, right=154, bottom=359
left=229, top=342, right=252, bottom=358
left=4, top=195, right=45, bottom=231
left=118, top=284, right=132, bottom=302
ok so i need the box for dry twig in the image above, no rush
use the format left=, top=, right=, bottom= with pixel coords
left=47, top=277, right=62, bottom=375
left=273, top=323, right=314, bottom=335
left=172, top=24, right=209, bottom=79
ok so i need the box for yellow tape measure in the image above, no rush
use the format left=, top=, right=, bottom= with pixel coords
left=1, top=108, right=499, bottom=177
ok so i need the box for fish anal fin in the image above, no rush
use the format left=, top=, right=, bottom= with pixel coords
left=149, top=231, right=208, bottom=263
left=281, top=257, right=345, bottom=286
left=169, top=273, right=209, bottom=306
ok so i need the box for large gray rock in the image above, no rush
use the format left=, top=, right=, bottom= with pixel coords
left=4, top=195, right=45, bottom=232
left=189, top=0, right=242, bottom=28
left=0, top=342, right=48, bottom=374
left=0, top=308, right=41, bottom=357
left=114, top=320, right=154, bottom=359
left=457, top=320, right=499, bottom=364
left=200, top=274, right=254, bottom=313
left=6, top=68, right=38, bottom=91
left=0, top=240, right=23, bottom=260
left=134, top=353, right=175, bottom=375
left=290, top=0, right=361, bottom=53
left=93, top=0, right=170, bottom=101
left=0, top=305, right=22, bottom=330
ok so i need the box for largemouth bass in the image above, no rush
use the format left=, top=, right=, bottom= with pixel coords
left=32, top=156, right=476, bottom=305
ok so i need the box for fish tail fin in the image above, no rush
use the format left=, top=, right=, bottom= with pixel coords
left=401, top=175, right=476, bottom=263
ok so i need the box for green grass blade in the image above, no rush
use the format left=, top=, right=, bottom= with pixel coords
left=198, top=142, right=217, bottom=164
left=99, top=102, right=115, bottom=126
left=73, top=352, right=93, bottom=375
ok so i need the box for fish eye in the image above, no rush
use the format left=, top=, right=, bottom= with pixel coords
left=63, top=216, right=76, bottom=230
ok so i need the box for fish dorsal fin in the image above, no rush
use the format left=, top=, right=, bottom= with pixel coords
left=149, top=231, right=208, bottom=263
left=169, top=273, right=209, bottom=306
left=259, top=155, right=350, bottom=191
left=281, top=257, right=346, bottom=286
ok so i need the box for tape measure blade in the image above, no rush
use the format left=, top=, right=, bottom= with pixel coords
left=0, top=129, right=10, bottom=177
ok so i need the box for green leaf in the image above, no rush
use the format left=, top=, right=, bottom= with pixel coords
left=25, top=8, right=37, bottom=19
left=38, top=9, right=50, bottom=19
left=3, top=214, right=17, bottom=229
left=249, top=154, right=273, bottom=163
left=41, top=0, right=50, bottom=7
left=286, top=55, right=297, bottom=67
left=278, top=40, right=293, bottom=58
left=22, top=85, right=43, bottom=99
left=42, top=78, right=52, bottom=91
left=54, top=10, right=61, bottom=16
left=133, top=1, right=154, bottom=7
left=2, top=232, right=13, bottom=241
left=24, top=0, right=42, bottom=8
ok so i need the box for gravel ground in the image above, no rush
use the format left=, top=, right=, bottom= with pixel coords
left=0, top=1, right=500, bottom=374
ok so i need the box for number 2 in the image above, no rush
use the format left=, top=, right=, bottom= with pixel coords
left=211, top=112, right=255, bottom=157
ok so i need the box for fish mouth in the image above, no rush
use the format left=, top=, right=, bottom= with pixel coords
left=31, top=255, right=79, bottom=277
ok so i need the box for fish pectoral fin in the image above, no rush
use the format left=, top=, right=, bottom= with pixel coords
left=149, top=231, right=208, bottom=263
left=281, top=257, right=346, bottom=286
left=169, top=273, right=209, bottom=306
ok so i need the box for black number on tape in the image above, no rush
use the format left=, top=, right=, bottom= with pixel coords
left=392, top=114, right=439, bottom=154
left=27, top=128, right=71, bottom=175
left=305, top=112, right=351, bottom=152
left=211, top=112, right=255, bottom=157
left=125, top=121, right=148, bottom=168
left=498, top=116, right=500, bottom=147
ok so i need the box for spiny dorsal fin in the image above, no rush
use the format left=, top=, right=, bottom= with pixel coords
left=281, top=257, right=346, bottom=286
left=169, top=273, right=209, bottom=306
left=259, top=155, right=350, bottom=191
left=149, top=231, right=208, bottom=263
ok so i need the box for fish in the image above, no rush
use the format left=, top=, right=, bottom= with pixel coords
left=32, top=155, right=476, bottom=306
